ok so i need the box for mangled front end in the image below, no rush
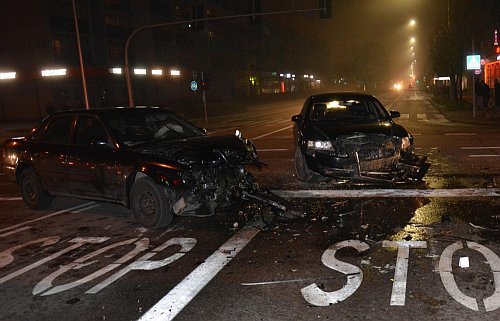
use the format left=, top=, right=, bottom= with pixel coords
left=308, top=133, right=430, bottom=182
left=158, top=134, right=263, bottom=216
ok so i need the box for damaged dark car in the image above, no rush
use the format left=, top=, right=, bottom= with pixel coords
left=291, top=92, right=430, bottom=183
left=1, top=107, right=272, bottom=228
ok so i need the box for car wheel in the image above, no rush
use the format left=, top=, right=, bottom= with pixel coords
left=130, top=177, right=173, bottom=229
left=294, top=147, right=315, bottom=182
left=19, top=168, right=53, bottom=210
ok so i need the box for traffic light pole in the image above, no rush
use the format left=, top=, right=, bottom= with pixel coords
left=124, top=7, right=327, bottom=107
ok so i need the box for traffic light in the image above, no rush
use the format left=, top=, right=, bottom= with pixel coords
left=319, top=0, right=332, bottom=19
left=192, top=4, right=204, bottom=30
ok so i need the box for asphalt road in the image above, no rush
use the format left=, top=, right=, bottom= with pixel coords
left=0, top=90, right=499, bottom=321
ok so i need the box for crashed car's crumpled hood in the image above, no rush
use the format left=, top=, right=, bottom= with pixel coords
left=130, top=134, right=256, bottom=165
left=305, top=120, right=407, bottom=141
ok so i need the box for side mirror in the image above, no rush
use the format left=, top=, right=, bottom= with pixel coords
left=390, top=111, right=401, bottom=118
left=291, top=114, right=302, bottom=122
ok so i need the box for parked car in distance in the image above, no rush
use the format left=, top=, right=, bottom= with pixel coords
left=291, top=92, right=430, bottom=183
left=2, top=107, right=263, bottom=228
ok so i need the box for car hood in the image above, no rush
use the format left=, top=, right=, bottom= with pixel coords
left=305, top=120, right=407, bottom=140
left=130, top=134, right=257, bottom=165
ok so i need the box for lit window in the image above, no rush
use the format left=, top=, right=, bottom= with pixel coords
left=170, top=69, right=180, bottom=76
left=152, top=69, right=163, bottom=76
left=0, top=72, right=16, bottom=80
left=41, top=69, right=67, bottom=77
left=134, top=68, right=147, bottom=75
left=109, top=67, right=122, bottom=74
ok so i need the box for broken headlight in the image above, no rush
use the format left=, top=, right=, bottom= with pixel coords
left=401, top=136, right=411, bottom=150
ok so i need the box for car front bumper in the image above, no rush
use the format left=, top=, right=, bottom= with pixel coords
left=305, top=151, right=430, bottom=182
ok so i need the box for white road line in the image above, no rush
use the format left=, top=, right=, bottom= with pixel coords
left=137, top=224, right=261, bottom=321
left=0, top=197, right=23, bottom=201
left=272, top=188, right=500, bottom=198
left=444, top=133, right=477, bottom=136
left=469, top=155, right=500, bottom=158
left=257, top=149, right=288, bottom=152
left=400, top=114, right=410, bottom=119
left=461, top=147, right=500, bottom=149
left=251, top=125, right=292, bottom=140
left=0, top=226, right=31, bottom=238
left=0, top=202, right=97, bottom=234
left=417, top=114, right=427, bottom=120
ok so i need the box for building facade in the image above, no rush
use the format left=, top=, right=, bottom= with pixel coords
left=0, top=0, right=325, bottom=120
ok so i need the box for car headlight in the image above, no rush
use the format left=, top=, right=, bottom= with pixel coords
left=401, top=136, right=411, bottom=150
left=307, top=140, right=334, bottom=151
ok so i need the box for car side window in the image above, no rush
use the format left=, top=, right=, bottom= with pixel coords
left=371, top=100, right=390, bottom=118
left=301, top=97, right=310, bottom=118
left=75, top=115, right=110, bottom=147
left=42, top=116, right=74, bottom=144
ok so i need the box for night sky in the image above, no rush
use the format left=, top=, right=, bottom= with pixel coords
left=262, top=0, right=443, bottom=84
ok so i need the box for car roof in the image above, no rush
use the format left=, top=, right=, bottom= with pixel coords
left=308, top=92, right=377, bottom=102
left=50, top=106, right=175, bottom=117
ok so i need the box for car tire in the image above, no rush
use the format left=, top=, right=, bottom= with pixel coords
left=294, top=147, right=315, bottom=182
left=19, top=168, right=53, bottom=210
left=130, top=177, right=173, bottom=229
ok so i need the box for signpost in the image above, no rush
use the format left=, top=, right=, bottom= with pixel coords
left=466, top=53, right=481, bottom=117
left=190, top=81, right=198, bottom=92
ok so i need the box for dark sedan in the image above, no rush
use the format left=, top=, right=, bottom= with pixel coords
left=2, top=107, right=263, bottom=228
left=291, top=92, right=430, bottom=183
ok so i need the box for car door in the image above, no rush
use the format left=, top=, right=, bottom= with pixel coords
left=32, top=114, right=75, bottom=194
left=66, top=114, right=125, bottom=201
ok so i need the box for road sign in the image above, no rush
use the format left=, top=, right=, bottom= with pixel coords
left=190, top=80, right=198, bottom=92
left=466, top=55, right=481, bottom=70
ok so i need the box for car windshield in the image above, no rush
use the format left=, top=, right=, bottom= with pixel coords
left=309, top=99, right=383, bottom=121
left=102, top=109, right=203, bottom=146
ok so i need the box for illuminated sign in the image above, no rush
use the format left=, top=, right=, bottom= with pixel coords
left=170, top=69, right=180, bottom=76
left=466, top=55, right=481, bottom=70
left=152, top=69, right=163, bottom=75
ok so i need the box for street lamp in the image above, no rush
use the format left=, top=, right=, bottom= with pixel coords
left=409, top=19, right=416, bottom=27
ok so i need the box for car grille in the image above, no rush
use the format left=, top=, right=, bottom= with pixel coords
left=358, top=154, right=399, bottom=171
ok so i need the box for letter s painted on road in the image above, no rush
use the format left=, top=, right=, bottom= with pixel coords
left=301, top=240, right=369, bottom=306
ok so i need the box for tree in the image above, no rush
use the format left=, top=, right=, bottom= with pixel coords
left=429, top=0, right=498, bottom=105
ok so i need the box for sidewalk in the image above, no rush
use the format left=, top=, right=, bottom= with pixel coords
left=429, top=96, right=500, bottom=126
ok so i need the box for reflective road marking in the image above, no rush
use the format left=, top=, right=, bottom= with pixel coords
left=257, top=149, right=288, bottom=152
left=251, top=125, right=292, bottom=140
left=444, top=133, right=477, bottom=136
left=383, top=241, right=427, bottom=306
left=273, top=188, right=500, bottom=198
left=0, top=202, right=97, bottom=235
left=138, top=224, right=261, bottom=321
left=0, top=197, right=22, bottom=201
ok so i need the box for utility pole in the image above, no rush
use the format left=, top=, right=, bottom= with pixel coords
left=72, top=0, right=90, bottom=110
